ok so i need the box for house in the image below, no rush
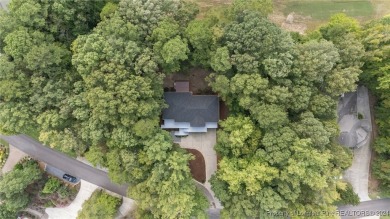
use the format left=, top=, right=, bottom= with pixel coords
left=161, top=81, right=219, bottom=136
left=338, top=86, right=372, bottom=148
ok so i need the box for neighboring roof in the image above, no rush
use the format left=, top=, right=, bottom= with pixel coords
left=339, top=131, right=357, bottom=148
left=163, top=92, right=219, bottom=127
left=174, top=81, right=190, bottom=92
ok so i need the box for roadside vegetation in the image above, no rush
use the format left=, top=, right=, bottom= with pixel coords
left=0, top=139, right=9, bottom=169
left=0, top=0, right=389, bottom=218
left=77, top=190, right=121, bottom=219
left=0, top=158, right=78, bottom=217
left=0, top=159, right=42, bottom=218
left=359, top=16, right=390, bottom=198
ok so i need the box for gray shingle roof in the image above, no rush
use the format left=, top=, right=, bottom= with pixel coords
left=163, top=92, right=219, bottom=127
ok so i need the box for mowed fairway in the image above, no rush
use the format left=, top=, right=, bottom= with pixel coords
left=283, top=0, right=374, bottom=20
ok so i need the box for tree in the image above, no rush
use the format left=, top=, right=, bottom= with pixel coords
left=261, top=127, right=297, bottom=166
left=0, top=160, right=42, bottom=215
left=249, top=103, right=289, bottom=129
left=6, top=0, right=105, bottom=45
left=335, top=182, right=360, bottom=206
left=116, top=0, right=196, bottom=37
left=309, top=93, right=337, bottom=119
left=320, top=13, right=361, bottom=42
left=129, top=150, right=209, bottom=219
left=206, top=6, right=356, bottom=217
left=325, top=67, right=360, bottom=96
left=289, top=85, right=312, bottom=112
left=215, top=115, right=261, bottom=157
left=185, top=19, right=215, bottom=67
left=360, top=16, right=390, bottom=91
left=229, top=73, right=269, bottom=109
left=78, top=190, right=121, bottom=219
left=223, top=12, right=294, bottom=74
left=160, top=36, right=189, bottom=73
left=210, top=156, right=281, bottom=218
left=293, top=112, right=331, bottom=149
left=293, top=40, right=339, bottom=82
left=42, top=177, right=61, bottom=194
left=100, top=2, right=118, bottom=20
left=230, top=0, right=273, bottom=17
left=210, top=47, right=232, bottom=73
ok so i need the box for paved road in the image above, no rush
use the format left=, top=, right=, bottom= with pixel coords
left=45, top=165, right=80, bottom=184
left=0, top=0, right=9, bottom=9
left=338, top=199, right=390, bottom=219
left=0, top=134, right=128, bottom=196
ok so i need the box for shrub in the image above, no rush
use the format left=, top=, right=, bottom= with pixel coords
left=42, top=177, right=61, bottom=194
left=57, top=185, right=70, bottom=198
left=77, top=190, right=121, bottom=219
left=336, top=182, right=360, bottom=206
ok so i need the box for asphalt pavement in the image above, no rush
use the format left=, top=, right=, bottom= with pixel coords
left=0, top=134, right=128, bottom=196
left=338, top=199, right=390, bottom=219
left=45, top=165, right=80, bottom=184
left=0, top=0, right=9, bottom=9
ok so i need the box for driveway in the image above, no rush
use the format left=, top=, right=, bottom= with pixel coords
left=1, top=145, right=27, bottom=174
left=339, top=87, right=373, bottom=201
left=115, top=197, right=136, bottom=219
left=45, top=180, right=98, bottom=219
left=0, top=0, right=9, bottom=9
left=343, top=144, right=372, bottom=201
left=0, top=134, right=128, bottom=196
left=178, top=129, right=222, bottom=208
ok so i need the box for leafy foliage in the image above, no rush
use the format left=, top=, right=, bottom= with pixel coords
left=77, top=190, right=121, bottom=219
left=360, top=17, right=390, bottom=194
left=0, top=160, right=42, bottom=216
left=208, top=11, right=359, bottom=218
left=42, top=177, right=61, bottom=194
left=1, top=0, right=383, bottom=218
left=335, top=182, right=360, bottom=206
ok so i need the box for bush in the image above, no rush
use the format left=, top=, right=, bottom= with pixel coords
left=57, top=185, right=70, bottom=198
left=42, top=177, right=61, bottom=194
left=44, top=200, right=56, bottom=208
left=336, top=182, right=360, bottom=206
left=77, top=190, right=121, bottom=219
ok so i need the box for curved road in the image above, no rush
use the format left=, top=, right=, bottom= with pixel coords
left=0, top=134, right=128, bottom=196
left=3, top=134, right=389, bottom=219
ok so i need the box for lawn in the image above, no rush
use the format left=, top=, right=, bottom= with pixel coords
left=193, top=0, right=390, bottom=32
left=283, top=0, right=374, bottom=20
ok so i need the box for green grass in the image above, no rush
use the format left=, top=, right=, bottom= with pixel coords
left=0, top=138, right=9, bottom=146
left=283, top=0, right=374, bottom=20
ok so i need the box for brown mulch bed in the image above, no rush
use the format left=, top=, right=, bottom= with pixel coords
left=163, top=67, right=213, bottom=95
left=26, top=173, right=80, bottom=214
left=186, top=149, right=206, bottom=183
left=219, top=101, right=229, bottom=121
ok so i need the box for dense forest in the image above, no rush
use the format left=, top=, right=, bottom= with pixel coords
left=0, top=0, right=389, bottom=218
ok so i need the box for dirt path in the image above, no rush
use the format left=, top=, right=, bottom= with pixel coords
left=368, top=91, right=380, bottom=198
